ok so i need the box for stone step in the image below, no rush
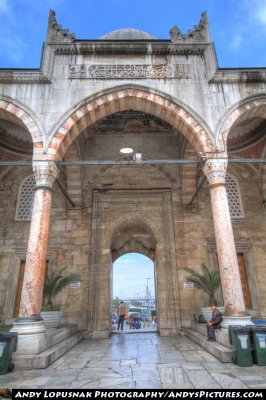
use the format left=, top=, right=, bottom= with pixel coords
left=183, top=328, right=234, bottom=363
left=13, top=331, right=84, bottom=370
left=45, top=324, right=79, bottom=348
left=191, top=321, right=231, bottom=347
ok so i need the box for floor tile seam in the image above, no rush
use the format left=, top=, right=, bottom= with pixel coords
left=176, top=364, right=196, bottom=389
left=209, top=370, right=245, bottom=389
left=186, top=367, right=222, bottom=389
left=155, top=365, right=163, bottom=385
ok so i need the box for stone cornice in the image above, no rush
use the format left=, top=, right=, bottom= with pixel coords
left=209, top=69, right=266, bottom=84
left=0, top=70, right=51, bottom=84
left=54, top=42, right=208, bottom=56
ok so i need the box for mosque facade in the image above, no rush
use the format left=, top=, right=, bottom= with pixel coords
left=0, top=10, right=265, bottom=362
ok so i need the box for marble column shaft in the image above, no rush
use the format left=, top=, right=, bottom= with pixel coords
left=19, top=161, right=59, bottom=318
left=203, top=158, right=246, bottom=316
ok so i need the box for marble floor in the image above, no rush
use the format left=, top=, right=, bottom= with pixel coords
left=1, top=333, right=266, bottom=389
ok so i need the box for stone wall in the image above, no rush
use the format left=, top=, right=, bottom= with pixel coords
left=0, top=157, right=265, bottom=330
left=0, top=19, right=265, bottom=331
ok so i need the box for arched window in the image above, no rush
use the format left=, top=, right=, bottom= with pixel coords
left=15, top=175, right=35, bottom=221
left=226, top=174, right=244, bottom=218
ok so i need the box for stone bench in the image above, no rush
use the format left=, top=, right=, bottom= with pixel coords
left=182, top=323, right=234, bottom=363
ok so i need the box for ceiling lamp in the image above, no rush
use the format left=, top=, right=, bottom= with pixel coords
left=119, top=148, right=134, bottom=155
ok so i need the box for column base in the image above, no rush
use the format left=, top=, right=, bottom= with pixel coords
left=91, top=330, right=111, bottom=339
left=159, top=328, right=181, bottom=337
left=10, top=319, right=46, bottom=355
left=221, top=315, right=253, bottom=328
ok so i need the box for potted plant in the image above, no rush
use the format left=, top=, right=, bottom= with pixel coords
left=183, top=263, right=224, bottom=322
left=41, top=268, right=80, bottom=328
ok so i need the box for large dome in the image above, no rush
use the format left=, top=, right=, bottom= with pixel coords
left=100, top=28, right=157, bottom=40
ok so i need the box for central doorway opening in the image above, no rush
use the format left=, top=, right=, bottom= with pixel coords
left=112, top=252, right=157, bottom=333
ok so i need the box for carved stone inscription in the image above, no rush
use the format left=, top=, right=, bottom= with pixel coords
left=68, top=64, right=190, bottom=79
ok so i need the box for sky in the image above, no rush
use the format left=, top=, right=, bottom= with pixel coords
left=0, top=0, right=266, bottom=68
left=113, top=253, right=155, bottom=299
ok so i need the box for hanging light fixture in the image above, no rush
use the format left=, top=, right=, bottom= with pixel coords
left=119, top=148, right=134, bottom=155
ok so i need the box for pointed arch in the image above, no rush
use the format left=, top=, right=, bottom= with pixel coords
left=0, top=97, right=44, bottom=151
left=216, top=94, right=266, bottom=151
left=45, top=86, right=214, bottom=161
left=64, top=142, right=82, bottom=206
left=181, top=141, right=199, bottom=205
left=104, top=214, right=160, bottom=252
left=88, top=163, right=178, bottom=188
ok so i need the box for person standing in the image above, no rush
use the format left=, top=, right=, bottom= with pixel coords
left=117, top=301, right=127, bottom=331
left=207, top=305, right=223, bottom=341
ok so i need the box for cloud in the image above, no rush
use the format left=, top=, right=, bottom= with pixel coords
left=113, top=253, right=155, bottom=298
left=229, top=32, right=243, bottom=51
left=254, top=1, right=266, bottom=25
left=0, top=0, right=10, bottom=14
left=244, top=0, right=266, bottom=29
left=220, top=0, right=266, bottom=59
left=0, top=35, right=26, bottom=63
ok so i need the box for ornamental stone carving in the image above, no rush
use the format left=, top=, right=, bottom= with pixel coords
left=170, top=12, right=210, bottom=43
left=46, top=10, right=76, bottom=43
left=33, top=161, right=59, bottom=189
left=203, top=159, right=228, bottom=186
left=68, top=64, right=191, bottom=79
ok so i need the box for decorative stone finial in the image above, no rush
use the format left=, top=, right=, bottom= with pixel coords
left=170, top=11, right=211, bottom=43
left=33, top=161, right=59, bottom=189
left=46, top=9, right=76, bottom=43
left=203, top=158, right=228, bottom=186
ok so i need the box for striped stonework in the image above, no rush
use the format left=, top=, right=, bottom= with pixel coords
left=181, top=142, right=198, bottom=206
left=217, top=97, right=266, bottom=151
left=64, top=142, right=82, bottom=206
left=0, top=100, right=42, bottom=151
left=47, top=89, right=214, bottom=160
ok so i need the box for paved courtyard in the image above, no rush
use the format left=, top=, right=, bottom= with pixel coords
left=1, top=333, right=266, bottom=389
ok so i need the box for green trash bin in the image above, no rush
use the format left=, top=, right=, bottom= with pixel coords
left=251, top=326, right=266, bottom=366
left=0, top=333, right=18, bottom=375
left=228, top=325, right=253, bottom=367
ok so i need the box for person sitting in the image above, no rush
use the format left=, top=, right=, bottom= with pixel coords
left=134, top=319, right=141, bottom=329
left=207, top=305, right=223, bottom=342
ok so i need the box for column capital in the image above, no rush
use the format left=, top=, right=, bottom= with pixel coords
left=203, top=158, right=228, bottom=186
left=33, top=161, right=59, bottom=190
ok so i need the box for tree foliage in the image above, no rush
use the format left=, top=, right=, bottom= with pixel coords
left=43, top=268, right=80, bottom=310
left=183, top=263, right=221, bottom=306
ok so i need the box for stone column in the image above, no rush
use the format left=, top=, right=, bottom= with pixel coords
left=11, top=161, right=59, bottom=358
left=203, top=159, right=251, bottom=326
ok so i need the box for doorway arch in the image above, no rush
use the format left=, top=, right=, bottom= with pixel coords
left=88, top=189, right=180, bottom=338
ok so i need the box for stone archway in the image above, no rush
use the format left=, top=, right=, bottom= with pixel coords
left=0, top=98, right=44, bottom=181
left=45, top=87, right=215, bottom=161
left=217, top=95, right=266, bottom=151
left=0, top=97, right=43, bottom=149
left=88, top=189, right=180, bottom=338
left=111, top=227, right=156, bottom=332
left=111, top=223, right=156, bottom=262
